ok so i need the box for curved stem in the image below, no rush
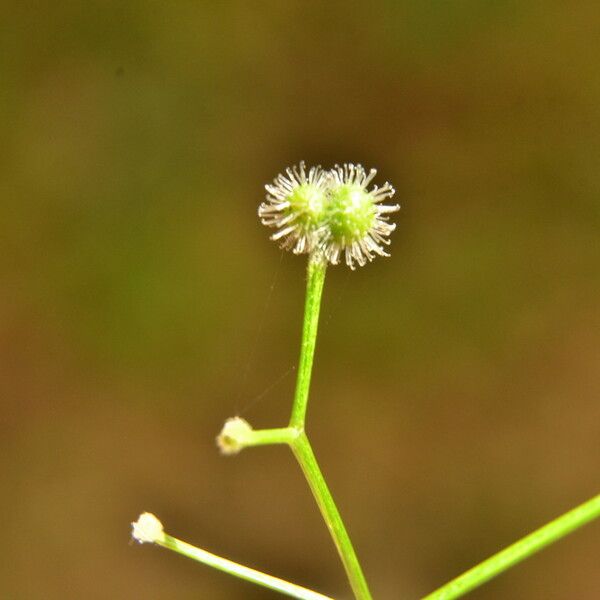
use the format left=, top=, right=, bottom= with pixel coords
left=291, top=432, right=373, bottom=600
left=157, top=533, right=333, bottom=600
left=422, top=493, right=600, bottom=600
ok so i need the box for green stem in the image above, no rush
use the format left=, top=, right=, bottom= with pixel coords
left=157, top=533, right=333, bottom=600
left=422, top=493, right=600, bottom=600
left=291, top=432, right=373, bottom=600
left=287, top=253, right=372, bottom=600
left=289, top=254, right=327, bottom=429
left=245, top=427, right=299, bottom=447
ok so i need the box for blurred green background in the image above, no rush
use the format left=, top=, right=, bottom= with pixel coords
left=1, top=2, right=599, bottom=599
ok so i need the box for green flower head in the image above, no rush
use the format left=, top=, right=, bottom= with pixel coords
left=259, top=162, right=400, bottom=269
left=259, top=162, right=329, bottom=255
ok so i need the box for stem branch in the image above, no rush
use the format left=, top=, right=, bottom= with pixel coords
left=157, top=533, right=333, bottom=600
left=422, top=493, right=600, bottom=600
left=245, top=427, right=299, bottom=447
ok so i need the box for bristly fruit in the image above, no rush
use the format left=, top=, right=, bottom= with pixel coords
left=259, top=162, right=399, bottom=269
left=259, top=162, right=329, bottom=255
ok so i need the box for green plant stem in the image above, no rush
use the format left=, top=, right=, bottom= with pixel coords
left=287, top=253, right=373, bottom=600
left=291, top=432, right=373, bottom=600
left=422, top=493, right=600, bottom=600
left=289, top=254, right=327, bottom=429
left=244, top=426, right=299, bottom=447
left=157, top=533, right=333, bottom=600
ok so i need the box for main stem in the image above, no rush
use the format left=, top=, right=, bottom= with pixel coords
left=422, top=493, right=600, bottom=600
left=292, top=432, right=373, bottom=600
left=288, top=254, right=372, bottom=600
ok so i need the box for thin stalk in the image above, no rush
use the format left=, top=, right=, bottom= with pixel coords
left=289, top=254, right=327, bottom=429
left=157, top=534, right=333, bottom=600
left=288, top=253, right=372, bottom=600
left=292, top=432, right=373, bottom=600
left=245, top=427, right=299, bottom=447
left=422, top=493, right=600, bottom=600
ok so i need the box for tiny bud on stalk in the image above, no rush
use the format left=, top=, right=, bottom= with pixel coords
left=216, top=417, right=253, bottom=455
left=132, top=512, right=165, bottom=544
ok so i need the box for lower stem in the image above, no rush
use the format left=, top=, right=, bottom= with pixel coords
left=291, top=432, right=373, bottom=600
left=422, top=493, right=600, bottom=600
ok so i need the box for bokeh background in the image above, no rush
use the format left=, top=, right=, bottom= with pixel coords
left=1, top=2, right=599, bottom=599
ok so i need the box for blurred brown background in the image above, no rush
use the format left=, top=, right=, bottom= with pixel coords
left=1, top=2, right=599, bottom=599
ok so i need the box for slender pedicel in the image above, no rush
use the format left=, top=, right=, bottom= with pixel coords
left=131, top=513, right=333, bottom=600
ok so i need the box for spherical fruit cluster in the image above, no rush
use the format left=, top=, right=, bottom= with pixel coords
left=259, top=162, right=399, bottom=269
